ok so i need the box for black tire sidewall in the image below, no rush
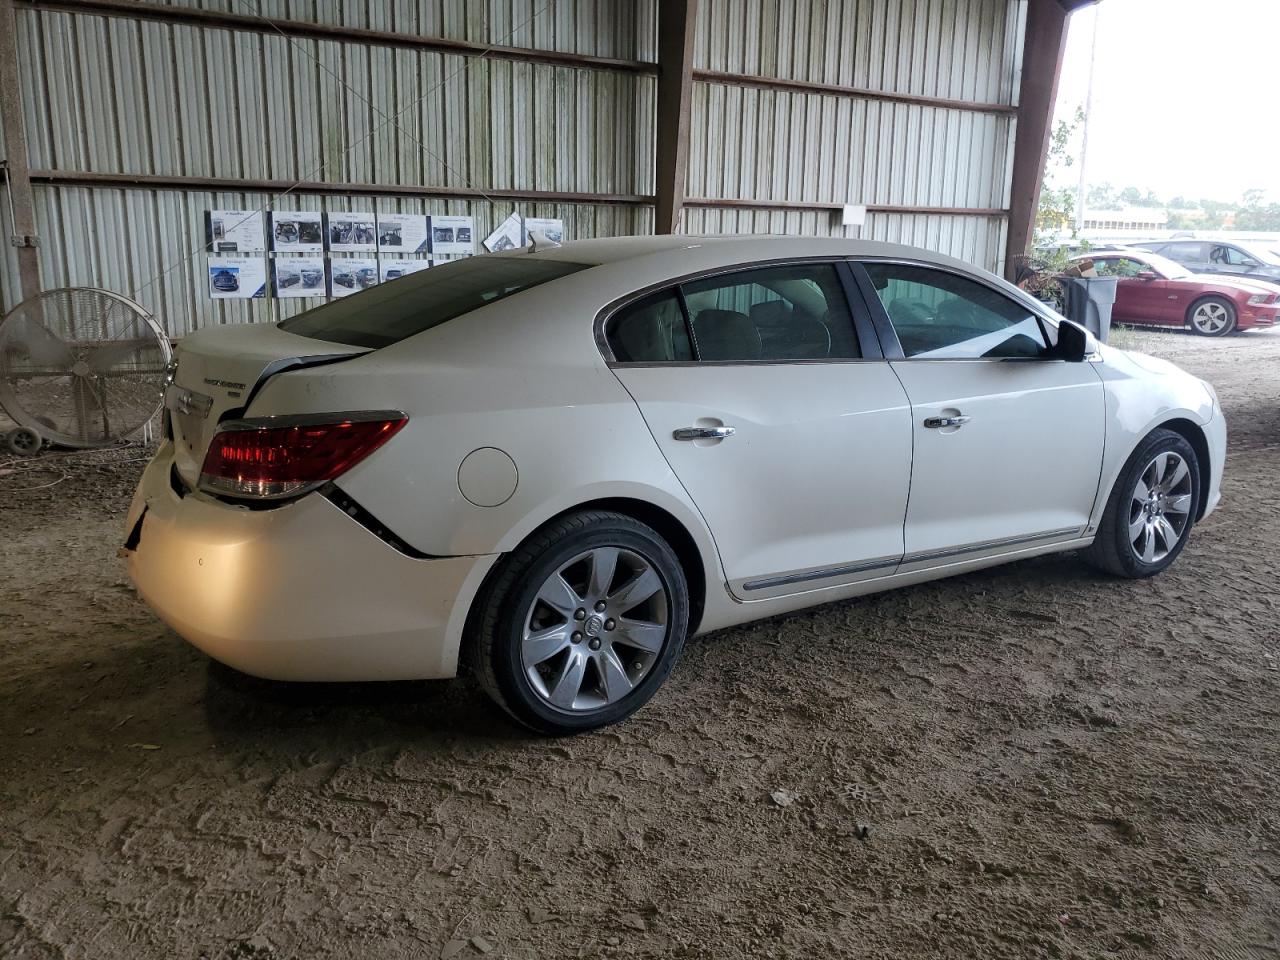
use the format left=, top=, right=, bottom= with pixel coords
left=1103, top=431, right=1200, bottom=577
left=488, top=520, right=689, bottom=734
left=1187, top=296, right=1237, bottom=336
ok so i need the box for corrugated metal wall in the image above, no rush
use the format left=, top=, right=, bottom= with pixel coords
left=0, top=0, right=1025, bottom=334
left=685, top=0, right=1023, bottom=272
left=1, top=2, right=657, bottom=333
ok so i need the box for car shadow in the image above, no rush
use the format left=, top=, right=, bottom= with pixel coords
left=199, top=660, right=532, bottom=748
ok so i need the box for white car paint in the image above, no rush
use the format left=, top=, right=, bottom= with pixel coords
left=125, top=235, right=1226, bottom=683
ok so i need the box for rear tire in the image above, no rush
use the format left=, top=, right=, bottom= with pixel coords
left=469, top=510, right=689, bottom=735
left=1187, top=296, right=1237, bottom=336
left=1085, top=429, right=1199, bottom=578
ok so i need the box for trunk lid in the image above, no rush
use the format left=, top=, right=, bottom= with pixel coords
left=166, top=324, right=369, bottom=487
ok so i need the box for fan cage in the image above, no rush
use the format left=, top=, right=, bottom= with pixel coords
left=0, top=287, right=172, bottom=448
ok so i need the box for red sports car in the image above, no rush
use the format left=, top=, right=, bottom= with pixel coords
left=1074, top=249, right=1280, bottom=336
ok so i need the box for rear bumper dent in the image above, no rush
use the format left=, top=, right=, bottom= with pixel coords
left=125, top=444, right=496, bottom=681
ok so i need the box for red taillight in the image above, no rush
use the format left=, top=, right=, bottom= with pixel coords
left=198, top=412, right=407, bottom=500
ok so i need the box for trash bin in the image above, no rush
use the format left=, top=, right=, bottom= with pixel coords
left=1058, top=276, right=1118, bottom=344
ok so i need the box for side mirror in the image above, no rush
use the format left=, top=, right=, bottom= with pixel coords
left=1136, top=270, right=1158, bottom=281
left=1054, top=320, right=1095, bottom=362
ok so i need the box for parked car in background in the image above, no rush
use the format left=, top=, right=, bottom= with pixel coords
left=1134, top=239, right=1280, bottom=286
left=126, top=236, right=1225, bottom=734
left=1073, top=249, right=1280, bottom=336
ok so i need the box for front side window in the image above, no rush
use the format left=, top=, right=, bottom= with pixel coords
left=1211, top=244, right=1257, bottom=266
left=679, top=263, right=860, bottom=361
left=862, top=262, right=1049, bottom=360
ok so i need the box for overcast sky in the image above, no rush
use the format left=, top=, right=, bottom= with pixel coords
left=1052, top=0, right=1280, bottom=205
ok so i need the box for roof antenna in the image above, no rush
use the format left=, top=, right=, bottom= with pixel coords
left=528, top=230, right=561, bottom=251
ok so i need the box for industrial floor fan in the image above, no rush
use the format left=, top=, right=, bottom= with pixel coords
left=0, top=287, right=171, bottom=452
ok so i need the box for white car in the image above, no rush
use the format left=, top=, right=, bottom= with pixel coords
left=125, top=236, right=1225, bottom=734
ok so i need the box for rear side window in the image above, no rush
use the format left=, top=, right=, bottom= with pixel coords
left=609, top=291, right=694, bottom=362
left=1162, top=242, right=1206, bottom=264
left=682, top=263, right=860, bottom=361
left=280, top=256, right=589, bottom=348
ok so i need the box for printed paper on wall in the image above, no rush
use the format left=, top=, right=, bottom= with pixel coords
left=329, top=257, right=380, bottom=298
left=327, top=212, right=377, bottom=252
left=207, top=210, right=266, bottom=253
left=376, top=213, right=429, bottom=254
left=208, top=257, right=267, bottom=299
left=430, top=215, right=475, bottom=255
left=270, top=212, right=324, bottom=253
left=483, top=213, right=523, bottom=253
left=523, top=217, right=564, bottom=244
left=274, top=257, right=327, bottom=298
left=380, top=258, right=432, bottom=282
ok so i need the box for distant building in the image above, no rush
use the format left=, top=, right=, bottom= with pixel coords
left=1080, top=208, right=1169, bottom=232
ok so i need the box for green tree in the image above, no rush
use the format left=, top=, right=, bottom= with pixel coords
left=1034, top=106, right=1085, bottom=243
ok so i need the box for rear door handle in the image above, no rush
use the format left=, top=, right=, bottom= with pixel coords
left=923, top=415, right=971, bottom=429
left=673, top=425, right=736, bottom=441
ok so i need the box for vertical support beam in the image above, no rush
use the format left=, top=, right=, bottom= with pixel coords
left=1004, top=0, right=1072, bottom=280
left=654, top=0, right=697, bottom=235
left=0, top=0, right=41, bottom=302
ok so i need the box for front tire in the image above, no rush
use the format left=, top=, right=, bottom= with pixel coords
left=1085, top=429, right=1199, bottom=578
left=1187, top=296, right=1237, bottom=336
left=469, top=510, right=689, bottom=734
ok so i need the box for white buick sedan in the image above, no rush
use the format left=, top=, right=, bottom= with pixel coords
left=125, top=236, right=1225, bottom=733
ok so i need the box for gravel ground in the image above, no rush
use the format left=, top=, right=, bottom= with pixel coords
left=1, top=326, right=1278, bottom=959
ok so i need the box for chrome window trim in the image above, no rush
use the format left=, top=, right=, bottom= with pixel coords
left=594, top=256, right=876, bottom=365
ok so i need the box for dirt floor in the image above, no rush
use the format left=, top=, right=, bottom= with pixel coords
left=2, top=326, right=1278, bottom=960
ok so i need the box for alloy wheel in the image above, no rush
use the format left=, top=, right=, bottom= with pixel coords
left=1191, top=301, right=1230, bottom=334
left=1128, top=451, right=1193, bottom=563
left=520, top=547, right=669, bottom=712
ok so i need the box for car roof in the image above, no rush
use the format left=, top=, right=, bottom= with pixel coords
left=514, top=234, right=981, bottom=274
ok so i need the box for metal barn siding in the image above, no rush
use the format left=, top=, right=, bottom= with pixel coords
left=144, top=0, right=658, bottom=60
left=695, top=0, right=1022, bottom=104
left=2, top=3, right=656, bottom=331
left=688, top=0, right=1024, bottom=273
left=0, top=0, right=1032, bottom=327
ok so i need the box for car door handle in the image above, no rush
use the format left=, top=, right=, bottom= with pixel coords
left=923, top=415, right=972, bottom=429
left=673, top=425, right=736, bottom=441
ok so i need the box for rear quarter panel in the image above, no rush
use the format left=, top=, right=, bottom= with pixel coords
left=246, top=275, right=726, bottom=600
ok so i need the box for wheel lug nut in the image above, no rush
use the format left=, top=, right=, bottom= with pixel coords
left=571, top=631, right=582, bottom=643
left=588, top=638, right=601, bottom=651
left=594, top=600, right=607, bottom=613
left=573, top=609, right=586, bottom=621
left=604, top=619, right=616, bottom=631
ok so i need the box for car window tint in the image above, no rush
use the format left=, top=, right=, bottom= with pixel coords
left=1211, top=245, right=1255, bottom=266
left=1162, top=242, right=1204, bottom=264
left=862, top=263, right=1049, bottom=360
left=1092, top=257, right=1150, bottom=278
left=607, top=290, right=694, bottom=363
left=280, top=256, right=590, bottom=348
left=679, top=263, right=860, bottom=361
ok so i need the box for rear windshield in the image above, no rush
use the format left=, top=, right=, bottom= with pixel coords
left=279, top=256, right=591, bottom=348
